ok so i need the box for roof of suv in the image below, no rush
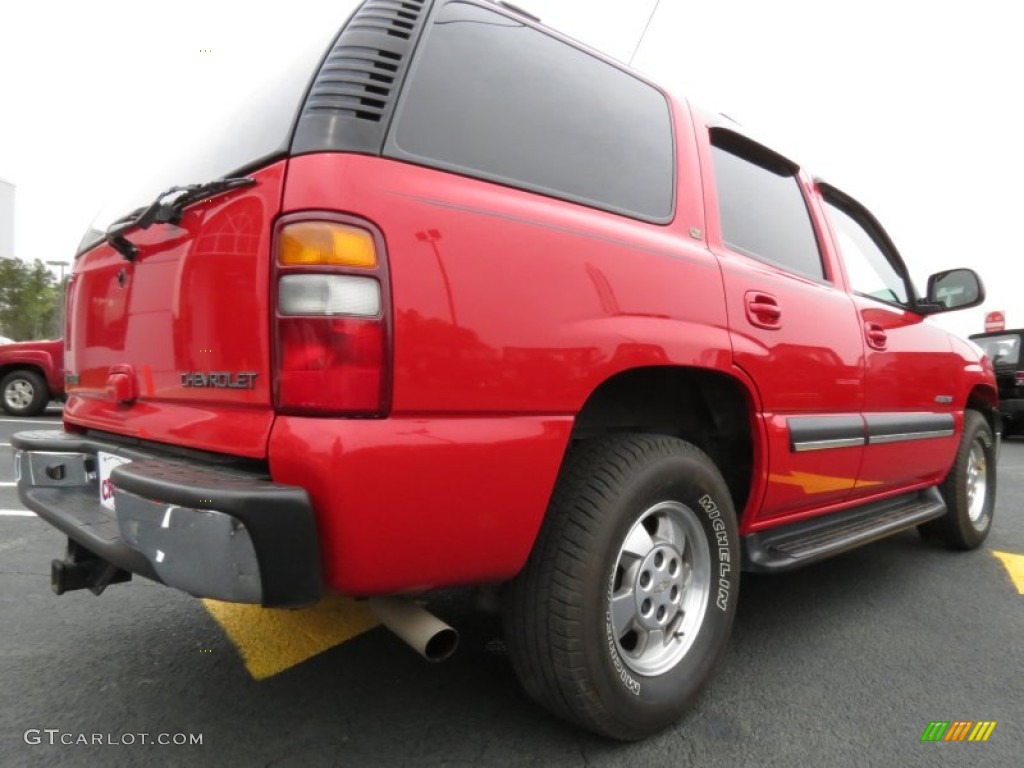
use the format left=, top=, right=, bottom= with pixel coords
left=970, top=329, right=1024, bottom=338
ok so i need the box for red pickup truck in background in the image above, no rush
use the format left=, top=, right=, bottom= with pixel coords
left=0, top=338, right=63, bottom=416
left=12, top=0, right=1000, bottom=741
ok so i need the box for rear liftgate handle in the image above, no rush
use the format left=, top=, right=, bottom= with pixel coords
left=744, top=291, right=782, bottom=330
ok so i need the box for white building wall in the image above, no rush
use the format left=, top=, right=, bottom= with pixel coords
left=0, top=178, right=14, bottom=260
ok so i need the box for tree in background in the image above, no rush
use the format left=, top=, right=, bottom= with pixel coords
left=0, top=258, right=63, bottom=340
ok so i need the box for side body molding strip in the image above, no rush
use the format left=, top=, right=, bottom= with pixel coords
left=788, top=412, right=956, bottom=453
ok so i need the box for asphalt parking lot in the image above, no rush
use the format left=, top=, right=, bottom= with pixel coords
left=1, top=412, right=1021, bottom=767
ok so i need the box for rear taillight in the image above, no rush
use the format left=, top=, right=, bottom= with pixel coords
left=273, top=217, right=390, bottom=416
left=279, top=274, right=381, bottom=317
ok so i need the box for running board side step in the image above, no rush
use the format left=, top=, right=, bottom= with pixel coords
left=742, top=488, right=946, bottom=572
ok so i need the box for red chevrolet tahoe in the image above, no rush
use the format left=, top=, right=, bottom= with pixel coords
left=13, top=0, right=998, bottom=740
left=0, top=338, right=64, bottom=416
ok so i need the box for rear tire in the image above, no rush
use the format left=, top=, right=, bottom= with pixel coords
left=918, top=410, right=996, bottom=549
left=504, top=434, right=739, bottom=740
left=1, top=369, right=49, bottom=417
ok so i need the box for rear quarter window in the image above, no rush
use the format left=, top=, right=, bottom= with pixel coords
left=385, top=1, right=675, bottom=222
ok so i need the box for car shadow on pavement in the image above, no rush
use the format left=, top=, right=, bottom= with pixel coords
left=2, top=526, right=1011, bottom=768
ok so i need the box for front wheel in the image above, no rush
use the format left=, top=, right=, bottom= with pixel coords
left=504, top=434, right=739, bottom=740
left=919, top=410, right=996, bottom=549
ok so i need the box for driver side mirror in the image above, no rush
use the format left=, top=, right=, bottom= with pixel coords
left=920, top=268, right=985, bottom=314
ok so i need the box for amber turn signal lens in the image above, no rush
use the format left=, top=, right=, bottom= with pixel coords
left=279, top=222, right=377, bottom=268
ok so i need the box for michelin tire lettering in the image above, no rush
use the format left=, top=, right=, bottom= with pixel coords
left=606, top=571, right=642, bottom=696
left=698, top=494, right=732, bottom=611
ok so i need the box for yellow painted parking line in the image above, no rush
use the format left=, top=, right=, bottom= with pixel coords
left=992, top=551, right=1024, bottom=595
left=203, top=595, right=380, bottom=680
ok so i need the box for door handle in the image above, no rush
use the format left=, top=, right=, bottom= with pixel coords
left=745, top=291, right=782, bottom=330
left=864, top=321, right=888, bottom=350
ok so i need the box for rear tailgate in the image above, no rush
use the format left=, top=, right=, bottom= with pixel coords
left=63, top=161, right=286, bottom=458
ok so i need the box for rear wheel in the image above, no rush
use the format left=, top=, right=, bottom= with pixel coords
left=1, top=369, right=49, bottom=417
left=918, top=410, right=996, bottom=549
left=504, top=434, right=739, bottom=740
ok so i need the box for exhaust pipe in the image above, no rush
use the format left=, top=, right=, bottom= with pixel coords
left=369, top=597, right=459, bottom=662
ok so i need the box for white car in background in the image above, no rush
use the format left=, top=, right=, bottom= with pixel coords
left=0, top=336, right=15, bottom=345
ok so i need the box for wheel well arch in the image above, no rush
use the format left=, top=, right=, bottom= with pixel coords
left=0, top=364, right=48, bottom=384
left=966, top=384, right=999, bottom=433
left=570, top=366, right=756, bottom=520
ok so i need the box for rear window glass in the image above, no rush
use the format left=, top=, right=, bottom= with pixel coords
left=974, top=335, right=1020, bottom=365
left=84, top=12, right=344, bottom=246
left=386, top=1, right=675, bottom=222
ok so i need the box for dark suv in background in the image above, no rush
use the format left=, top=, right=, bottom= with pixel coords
left=970, top=329, right=1024, bottom=434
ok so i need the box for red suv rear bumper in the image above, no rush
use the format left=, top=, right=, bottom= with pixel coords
left=12, top=429, right=322, bottom=607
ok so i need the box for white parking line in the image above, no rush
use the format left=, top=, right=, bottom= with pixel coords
left=0, top=419, right=57, bottom=425
left=0, top=510, right=34, bottom=517
left=0, top=482, right=16, bottom=487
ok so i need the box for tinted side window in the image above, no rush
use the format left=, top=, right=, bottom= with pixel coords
left=386, top=1, right=674, bottom=222
left=823, top=199, right=909, bottom=306
left=711, top=143, right=824, bottom=279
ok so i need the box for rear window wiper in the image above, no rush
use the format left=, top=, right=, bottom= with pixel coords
left=105, top=176, right=256, bottom=261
